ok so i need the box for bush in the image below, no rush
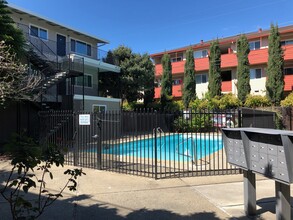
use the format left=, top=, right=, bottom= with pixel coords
left=164, top=100, right=184, bottom=112
left=173, top=113, right=212, bottom=132
left=190, top=94, right=240, bottom=110
left=0, top=133, right=85, bottom=219
left=190, top=98, right=209, bottom=110
left=244, top=94, right=271, bottom=108
left=281, top=92, right=293, bottom=107
left=218, top=93, right=241, bottom=110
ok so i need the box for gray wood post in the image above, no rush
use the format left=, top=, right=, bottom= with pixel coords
left=275, top=181, right=291, bottom=220
left=244, top=170, right=256, bottom=216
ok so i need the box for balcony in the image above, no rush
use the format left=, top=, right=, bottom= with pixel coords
left=284, top=45, right=293, bottom=60
left=221, top=53, right=237, bottom=68
left=221, top=81, right=232, bottom=92
left=155, top=60, right=185, bottom=76
left=248, top=48, right=268, bottom=65
left=154, top=84, right=182, bottom=99
left=17, top=23, right=116, bottom=65
left=284, top=75, right=293, bottom=91
left=195, top=57, right=209, bottom=71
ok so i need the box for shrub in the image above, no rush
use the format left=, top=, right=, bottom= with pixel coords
left=218, top=93, right=241, bottom=110
left=122, top=100, right=133, bottom=111
left=0, top=134, right=85, bottom=219
left=164, top=100, right=184, bottom=112
left=190, top=99, right=209, bottom=110
left=190, top=94, right=240, bottom=111
left=244, top=94, right=271, bottom=108
left=281, top=92, right=293, bottom=107
left=173, top=113, right=212, bottom=132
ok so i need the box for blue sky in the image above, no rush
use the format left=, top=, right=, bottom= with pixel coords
left=7, top=0, right=293, bottom=55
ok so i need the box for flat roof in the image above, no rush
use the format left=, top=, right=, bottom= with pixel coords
left=151, top=25, right=293, bottom=57
left=8, top=4, right=109, bottom=44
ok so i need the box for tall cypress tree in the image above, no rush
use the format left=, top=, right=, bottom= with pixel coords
left=236, top=35, right=251, bottom=104
left=208, top=40, right=222, bottom=98
left=160, top=53, right=172, bottom=108
left=182, top=48, right=196, bottom=109
left=266, top=23, right=284, bottom=106
left=0, top=0, right=25, bottom=56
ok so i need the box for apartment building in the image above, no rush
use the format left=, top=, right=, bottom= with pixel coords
left=151, top=26, right=293, bottom=100
left=8, top=5, right=121, bottom=111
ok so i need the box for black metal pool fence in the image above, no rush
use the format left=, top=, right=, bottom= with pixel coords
left=39, top=108, right=276, bottom=179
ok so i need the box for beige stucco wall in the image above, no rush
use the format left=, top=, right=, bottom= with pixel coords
left=73, top=95, right=121, bottom=111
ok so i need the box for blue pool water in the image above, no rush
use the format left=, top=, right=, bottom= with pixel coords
left=103, top=134, right=223, bottom=161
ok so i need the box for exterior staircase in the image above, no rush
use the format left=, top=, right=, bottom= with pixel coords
left=18, top=23, right=84, bottom=110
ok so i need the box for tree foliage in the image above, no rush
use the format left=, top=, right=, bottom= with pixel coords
left=0, top=41, right=42, bottom=106
left=266, top=23, right=284, bottom=106
left=182, top=48, right=196, bottom=109
left=160, top=53, right=172, bottom=108
left=104, top=46, right=154, bottom=105
left=208, top=40, right=221, bottom=98
left=236, top=35, right=251, bottom=103
left=0, top=0, right=25, bottom=56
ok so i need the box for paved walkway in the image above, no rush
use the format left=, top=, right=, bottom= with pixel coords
left=0, top=160, right=291, bottom=220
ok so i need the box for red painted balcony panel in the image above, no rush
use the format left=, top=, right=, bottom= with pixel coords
left=155, top=64, right=163, bottom=76
left=155, top=61, right=185, bottom=76
left=284, top=75, right=293, bottom=91
left=195, top=57, right=209, bottom=71
left=284, top=45, right=293, bottom=60
left=155, top=87, right=161, bottom=99
left=172, top=84, right=182, bottom=97
left=172, top=61, right=185, bottom=74
left=221, top=53, right=237, bottom=68
left=154, top=85, right=183, bottom=99
left=222, top=81, right=232, bottom=92
left=248, top=48, right=268, bottom=65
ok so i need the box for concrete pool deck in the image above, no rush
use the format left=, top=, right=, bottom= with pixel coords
left=0, top=160, right=291, bottom=220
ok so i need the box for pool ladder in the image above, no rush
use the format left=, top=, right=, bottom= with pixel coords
left=175, top=137, right=196, bottom=163
left=153, top=127, right=165, bottom=150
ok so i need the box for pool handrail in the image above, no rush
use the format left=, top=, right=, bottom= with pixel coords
left=175, top=136, right=196, bottom=162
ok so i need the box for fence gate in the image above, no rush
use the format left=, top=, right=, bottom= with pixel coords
left=40, top=110, right=241, bottom=179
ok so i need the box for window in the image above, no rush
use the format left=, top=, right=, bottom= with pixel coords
left=284, top=67, right=293, bottom=75
left=194, top=50, right=208, bottom=58
left=30, top=25, right=48, bottom=40
left=71, top=39, right=92, bottom=56
left=92, top=105, right=107, bottom=113
left=250, top=69, right=262, bottom=79
left=281, top=40, right=293, bottom=46
left=170, top=52, right=183, bottom=63
left=73, top=75, right=92, bottom=87
left=171, top=57, right=182, bottom=62
left=172, top=79, right=182, bottom=85
left=195, top=74, right=207, bottom=84
left=249, top=41, right=261, bottom=50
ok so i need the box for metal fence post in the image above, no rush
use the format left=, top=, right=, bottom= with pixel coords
left=238, top=108, right=242, bottom=128
left=97, top=113, right=102, bottom=170
left=154, top=127, right=158, bottom=180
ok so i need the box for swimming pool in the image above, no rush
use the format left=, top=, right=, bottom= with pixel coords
left=103, top=134, right=223, bottom=161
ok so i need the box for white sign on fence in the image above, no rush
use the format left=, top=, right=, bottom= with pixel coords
left=79, top=114, right=91, bottom=125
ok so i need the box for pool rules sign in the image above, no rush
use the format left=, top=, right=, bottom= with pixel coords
left=79, top=114, right=91, bottom=125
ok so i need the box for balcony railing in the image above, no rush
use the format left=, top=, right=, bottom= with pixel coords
left=16, top=23, right=117, bottom=65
